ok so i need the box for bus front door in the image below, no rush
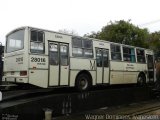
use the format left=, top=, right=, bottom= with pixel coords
left=96, top=48, right=109, bottom=84
left=49, top=42, right=69, bottom=86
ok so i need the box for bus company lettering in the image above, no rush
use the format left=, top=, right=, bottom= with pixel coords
left=99, top=43, right=104, bottom=46
left=55, top=35, right=63, bottom=39
left=126, top=64, right=134, bottom=69
left=16, top=57, right=23, bottom=64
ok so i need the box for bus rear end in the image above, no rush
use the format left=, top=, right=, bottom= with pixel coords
left=3, top=27, right=29, bottom=84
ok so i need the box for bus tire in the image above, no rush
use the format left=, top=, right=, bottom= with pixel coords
left=75, top=73, right=91, bottom=91
left=137, top=73, right=146, bottom=86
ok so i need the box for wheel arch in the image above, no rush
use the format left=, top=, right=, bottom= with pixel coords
left=138, top=71, right=146, bottom=78
left=75, top=70, right=93, bottom=85
left=137, top=71, right=147, bottom=83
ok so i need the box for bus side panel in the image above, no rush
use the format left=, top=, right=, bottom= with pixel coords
left=69, top=58, right=96, bottom=86
left=29, top=55, right=48, bottom=88
left=4, top=53, right=28, bottom=72
left=4, top=52, right=29, bottom=83
left=123, top=63, right=137, bottom=83
left=29, top=69, right=48, bottom=88
left=123, top=71, right=138, bottom=83
left=29, top=55, right=48, bottom=69
left=110, top=71, right=124, bottom=84
left=70, top=70, right=78, bottom=87
left=110, top=61, right=124, bottom=84
left=70, top=58, right=96, bottom=70
left=90, top=71, right=96, bottom=85
left=136, top=64, right=147, bottom=72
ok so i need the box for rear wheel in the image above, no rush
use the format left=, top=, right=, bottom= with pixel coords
left=75, top=73, right=91, bottom=91
left=137, top=73, right=146, bottom=86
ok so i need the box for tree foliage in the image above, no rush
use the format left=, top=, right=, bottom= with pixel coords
left=85, top=20, right=149, bottom=48
left=148, top=31, right=160, bottom=58
left=149, top=32, right=160, bottom=49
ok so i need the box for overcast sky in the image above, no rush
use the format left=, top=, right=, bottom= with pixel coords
left=0, top=0, right=160, bottom=45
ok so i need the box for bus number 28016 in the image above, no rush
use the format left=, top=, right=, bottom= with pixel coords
left=31, top=57, right=46, bottom=62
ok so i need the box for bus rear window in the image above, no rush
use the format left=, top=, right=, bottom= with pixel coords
left=6, top=29, right=24, bottom=53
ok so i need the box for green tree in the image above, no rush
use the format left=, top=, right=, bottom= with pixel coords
left=149, top=32, right=160, bottom=49
left=85, top=20, right=149, bottom=48
left=148, top=31, right=160, bottom=58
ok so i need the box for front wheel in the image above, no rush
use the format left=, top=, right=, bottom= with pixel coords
left=75, top=73, right=91, bottom=91
left=137, top=73, right=146, bottom=86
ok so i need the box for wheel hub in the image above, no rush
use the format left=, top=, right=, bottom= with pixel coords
left=79, top=78, right=88, bottom=90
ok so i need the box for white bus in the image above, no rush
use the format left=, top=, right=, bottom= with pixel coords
left=3, top=26, right=155, bottom=91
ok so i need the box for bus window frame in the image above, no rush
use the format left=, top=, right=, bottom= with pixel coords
left=72, top=37, right=93, bottom=58
left=60, top=44, right=69, bottom=66
left=30, top=30, right=45, bottom=54
left=110, top=44, right=122, bottom=61
left=6, top=29, right=25, bottom=53
left=123, top=46, right=136, bottom=63
left=136, top=48, right=146, bottom=63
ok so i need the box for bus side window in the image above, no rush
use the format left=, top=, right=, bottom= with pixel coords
left=83, top=40, right=93, bottom=58
left=136, top=49, right=145, bottom=63
left=72, top=37, right=93, bottom=58
left=123, top=47, right=135, bottom=63
left=31, top=31, right=37, bottom=41
left=110, top=44, right=121, bottom=61
left=30, top=30, right=44, bottom=54
left=72, top=38, right=83, bottom=57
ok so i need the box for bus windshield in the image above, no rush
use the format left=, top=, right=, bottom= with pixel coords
left=6, top=29, right=24, bottom=53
